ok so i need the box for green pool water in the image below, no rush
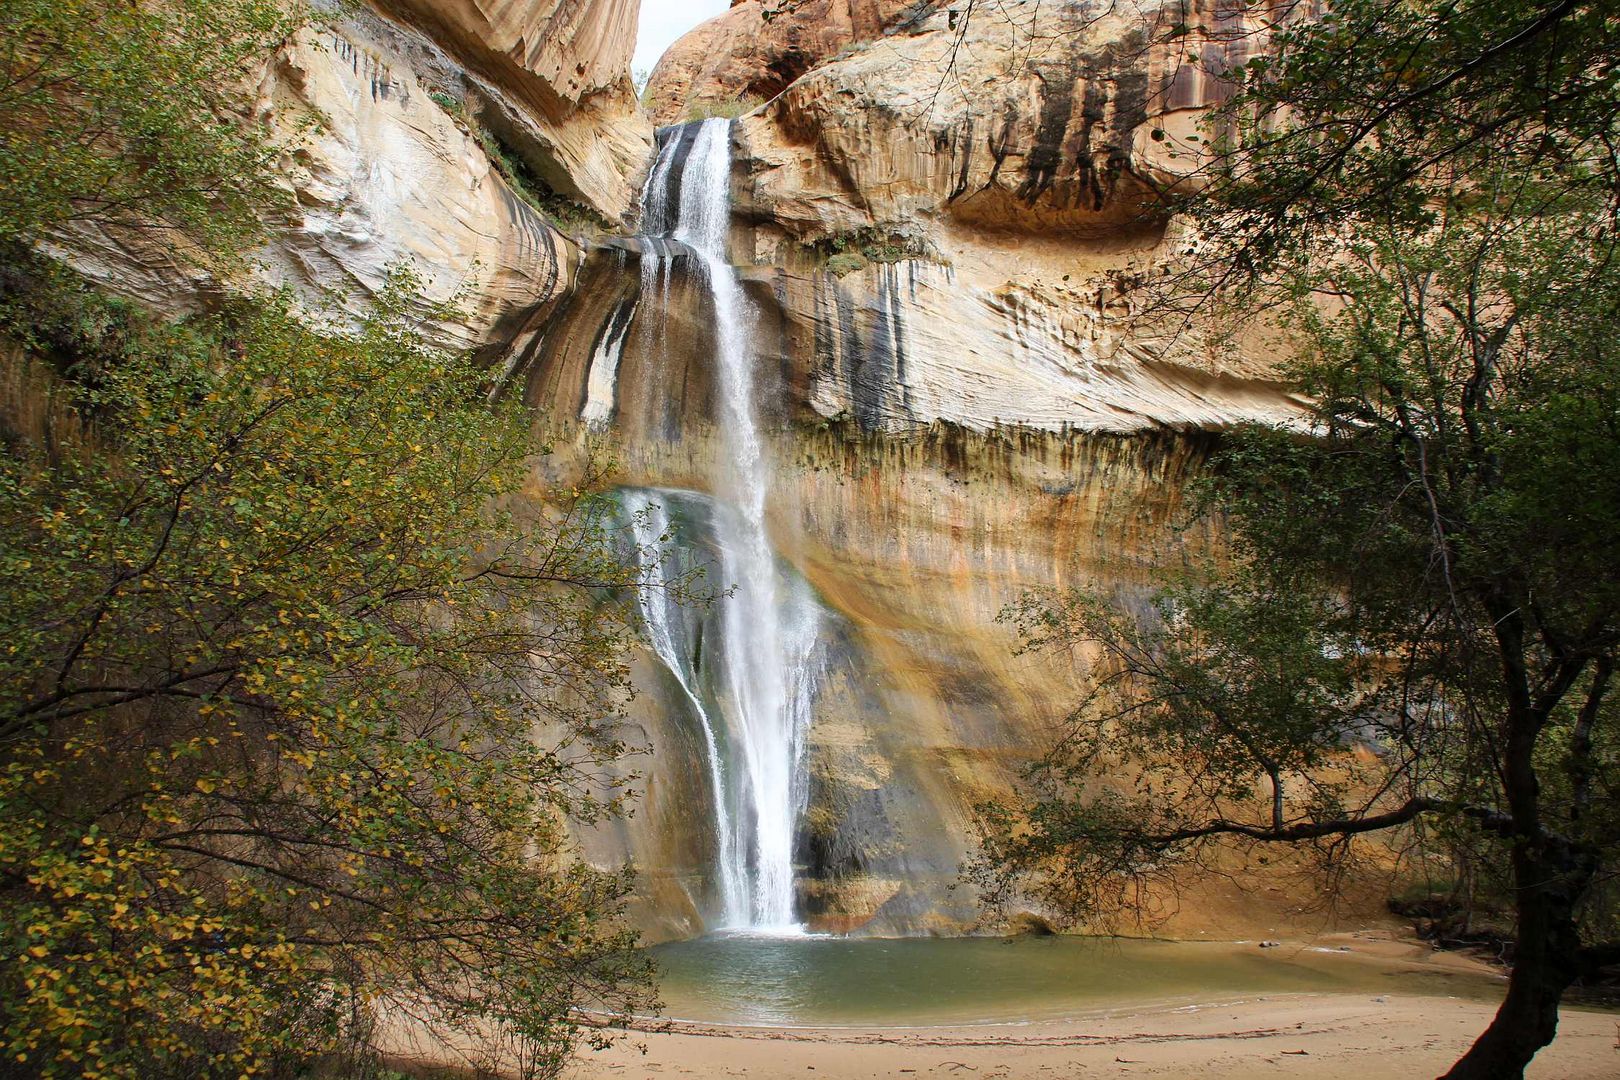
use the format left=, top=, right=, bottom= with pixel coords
left=649, top=934, right=1505, bottom=1027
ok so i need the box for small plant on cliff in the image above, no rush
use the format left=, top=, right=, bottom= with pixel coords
left=474, top=124, right=613, bottom=237
left=823, top=252, right=868, bottom=278
left=809, top=227, right=931, bottom=272
left=428, top=89, right=468, bottom=121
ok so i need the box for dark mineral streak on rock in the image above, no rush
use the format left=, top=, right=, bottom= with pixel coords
left=947, top=116, right=975, bottom=203
left=1017, top=67, right=1079, bottom=206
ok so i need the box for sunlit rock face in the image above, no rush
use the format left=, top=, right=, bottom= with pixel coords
left=691, top=0, right=1305, bottom=433
left=545, top=1, right=1322, bottom=939
left=720, top=0, right=1280, bottom=242
left=374, top=0, right=651, bottom=222
left=644, top=0, right=927, bottom=125
left=253, top=14, right=579, bottom=350
left=53, top=1, right=653, bottom=349
left=519, top=242, right=1299, bottom=442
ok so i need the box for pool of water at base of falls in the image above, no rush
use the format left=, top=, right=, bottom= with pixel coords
left=645, top=934, right=1507, bottom=1027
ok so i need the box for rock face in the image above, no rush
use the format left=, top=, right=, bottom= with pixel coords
left=57, top=1, right=653, bottom=349
left=253, top=16, right=577, bottom=350
left=375, top=0, right=650, bottom=220
left=730, top=1, right=1245, bottom=243
left=644, top=1, right=928, bottom=124
left=521, top=231, right=1298, bottom=938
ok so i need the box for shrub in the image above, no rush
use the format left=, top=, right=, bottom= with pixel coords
left=0, top=265, right=655, bottom=1076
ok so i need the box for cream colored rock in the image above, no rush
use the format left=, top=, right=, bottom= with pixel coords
left=54, top=0, right=656, bottom=349
left=375, top=0, right=652, bottom=221
left=521, top=242, right=1299, bottom=438
left=379, top=0, right=639, bottom=102
left=253, top=20, right=577, bottom=349
left=782, top=259, right=1301, bottom=433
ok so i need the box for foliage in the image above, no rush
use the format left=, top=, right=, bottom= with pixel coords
left=1176, top=0, right=1620, bottom=297
left=0, top=264, right=658, bottom=1077
left=809, top=227, right=932, bottom=273
left=823, top=253, right=868, bottom=279
left=472, top=125, right=612, bottom=237
left=0, top=0, right=305, bottom=255
left=427, top=90, right=467, bottom=122
left=976, top=580, right=1378, bottom=920
left=979, top=0, right=1620, bottom=1076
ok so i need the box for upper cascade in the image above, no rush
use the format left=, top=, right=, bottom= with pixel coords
left=622, top=119, right=824, bottom=934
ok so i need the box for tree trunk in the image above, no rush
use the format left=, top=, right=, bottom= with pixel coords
left=1438, top=841, right=1590, bottom=1080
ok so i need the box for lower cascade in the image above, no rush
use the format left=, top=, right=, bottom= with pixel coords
left=620, top=118, right=823, bottom=933
left=618, top=488, right=824, bottom=933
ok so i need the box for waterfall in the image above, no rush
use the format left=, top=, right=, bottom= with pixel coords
left=621, top=491, right=748, bottom=923
left=581, top=294, right=638, bottom=431
left=623, top=119, right=821, bottom=933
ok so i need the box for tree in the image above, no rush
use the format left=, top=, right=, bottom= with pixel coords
left=1174, top=0, right=1620, bottom=298
left=0, top=0, right=302, bottom=254
left=978, top=193, right=1620, bottom=1080
left=0, top=1, right=666, bottom=1073
left=0, top=263, right=661, bottom=1077
left=974, top=1, right=1620, bottom=1078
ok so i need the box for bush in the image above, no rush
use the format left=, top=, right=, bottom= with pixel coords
left=0, top=265, right=655, bottom=1076
left=809, top=227, right=931, bottom=269
left=824, top=252, right=868, bottom=278
left=0, top=0, right=302, bottom=255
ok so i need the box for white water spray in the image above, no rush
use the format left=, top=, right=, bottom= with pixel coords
left=622, top=491, right=748, bottom=922
left=626, top=119, right=821, bottom=932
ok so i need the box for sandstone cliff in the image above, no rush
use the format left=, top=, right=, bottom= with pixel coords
left=644, top=1, right=928, bottom=124
left=46, top=0, right=1355, bottom=941
left=536, top=0, right=1331, bottom=939
left=59, top=0, right=653, bottom=350
left=374, top=0, right=650, bottom=219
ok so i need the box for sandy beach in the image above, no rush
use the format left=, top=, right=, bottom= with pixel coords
left=560, top=935, right=1617, bottom=1080
left=563, top=994, right=1618, bottom=1079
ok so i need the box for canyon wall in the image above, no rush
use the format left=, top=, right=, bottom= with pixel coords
left=59, top=0, right=653, bottom=349
left=535, top=1, right=1324, bottom=938
left=52, top=0, right=1356, bottom=940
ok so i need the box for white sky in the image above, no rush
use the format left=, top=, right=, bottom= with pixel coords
left=633, top=1, right=732, bottom=77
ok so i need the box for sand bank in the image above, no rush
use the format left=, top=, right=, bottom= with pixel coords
left=563, top=993, right=1616, bottom=1079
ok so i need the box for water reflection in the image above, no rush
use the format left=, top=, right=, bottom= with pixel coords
left=650, top=935, right=1505, bottom=1027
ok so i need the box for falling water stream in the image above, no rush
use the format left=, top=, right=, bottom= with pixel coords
left=618, top=119, right=822, bottom=933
